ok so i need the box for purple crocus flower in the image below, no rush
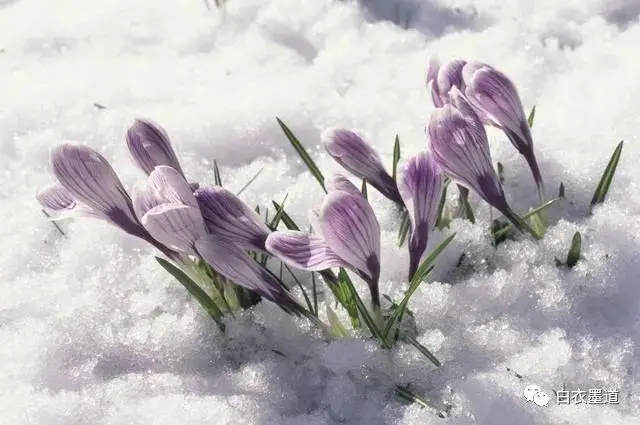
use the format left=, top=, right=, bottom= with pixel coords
left=462, top=62, right=544, bottom=200
left=397, top=152, right=444, bottom=280
left=322, top=128, right=402, bottom=205
left=194, top=186, right=271, bottom=252
left=427, top=89, right=525, bottom=231
left=126, top=119, right=186, bottom=177
left=266, top=174, right=382, bottom=308
left=426, top=57, right=467, bottom=108
left=43, top=143, right=151, bottom=238
left=132, top=165, right=206, bottom=256
left=195, top=235, right=303, bottom=315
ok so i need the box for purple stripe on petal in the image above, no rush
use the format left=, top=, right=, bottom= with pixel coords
left=126, top=119, right=185, bottom=177
left=265, top=231, right=347, bottom=271
left=319, top=191, right=381, bottom=306
left=51, top=143, right=142, bottom=235
left=398, top=152, right=444, bottom=279
left=463, top=62, right=544, bottom=198
left=37, top=183, right=76, bottom=211
left=326, top=174, right=362, bottom=196
left=141, top=203, right=206, bottom=255
left=195, top=186, right=271, bottom=251
left=322, top=128, right=402, bottom=204
left=195, top=235, right=301, bottom=314
left=427, top=95, right=510, bottom=214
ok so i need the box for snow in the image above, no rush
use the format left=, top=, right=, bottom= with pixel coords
left=1, top=0, right=640, bottom=423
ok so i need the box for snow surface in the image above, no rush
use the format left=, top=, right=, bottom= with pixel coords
left=2, top=0, right=640, bottom=423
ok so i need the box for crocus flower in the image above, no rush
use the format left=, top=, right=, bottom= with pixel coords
left=322, top=128, right=402, bottom=205
left=132, top=165, right=206, bottom=256
left=428, top=89, right=526, bottom=231
left=126, top=119, right=186, bottom=178
left=194, top=186, right=271, bottom=252
left=43, top=143, right=150, bottom=238
left=426, top=57, right=467, bottom=108
left=397, top=152, right=444, bottom=280
left=266, top=174, right=382, bottom=308
left=195, top=235, right=303, bottom=315
left=462, top=62, right=544, bottom=200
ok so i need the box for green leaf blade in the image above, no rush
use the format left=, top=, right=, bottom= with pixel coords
left=392, top=135, right=401, bottom=181
left=156, top=257, right=226, bottom=331
left=566, top=231, right=582, bottom=268
left=590, top=141, right=624, bottom=208
left=276, top=117, right=326, bottom=193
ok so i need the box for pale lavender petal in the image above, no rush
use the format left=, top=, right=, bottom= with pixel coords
left=265, top=231, right=347, bottom=271
left=147, top=165, right=198, bottom=208
left=195, top=235, right=301, bottom=314
left=319, top=191, right=381, bottom=306
left=436, top=59, right=467, bottom=103
left=326, top=174, right=362, bottom=196
left=51, top=143, right=142, bottom=235
left=126, top=119, right=185, bottom=177
left=398, top=152, right=444, bottom=279
left=426, top=57, right=445, bottom=107
left=37, top=183, right=76, bottom=211
left=322, top=128, right=402, bottom=204
left=427, top=96, right=509, bottom=213
left=141, top=203, right=206, bottom=255
left=195, top=186, right=271, bottom=251
left=463, top=62, right=544, bottom=197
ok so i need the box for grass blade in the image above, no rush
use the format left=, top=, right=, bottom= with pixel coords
left=276, top=117, right=326, bottom=193
left=339, top=268, right=390, bottom=348
left=311, top=272, right=318, bottom=315
left=435, top=179, right=451, bottom=230
left=269, top=194, right=289, bottom=230
left=403, top=334, right=441, bottom=367
left=236, top=167, right=264, bottom=196
left=361, top=179, right=368, bottom=200
left=156, top=257, right=226, bottom=331
left=456, top=185, right=475, bottom=223
left=41, top=209, right=66, bottom=237
left=566, top=231, right=582, bottom=268
left=283, top=263, right=314, bottom=314
left=271, top=201, right=300, bottom=231
left=590, top=141, right=624, bottom=208
left=384, top=233, right=456, bottom=338
left=326, top=305, right=348, bottom=338
left=398, top=209, right=410, bottom=247
left=492, top=197, right=559, bottom=240
left=392, top=135, right=401, bottom=181
left=213, top=160, right=223, bottom=186
left=497, top=162, right=505, bottom=184
left=527, top=105, right=536, bottom=128
left=395, top=385, right=446, bottom=417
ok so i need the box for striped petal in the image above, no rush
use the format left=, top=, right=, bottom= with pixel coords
left=195, top=186, right=271, bottom=251
left=37, top=183, right=76, bottom=211
left=141, top=203, right=206, bottom=255
left=50, top=143, right=142, bottom=235
left=427, top=90, right=509, bottom=213
left=463, top=62, right=544, bottom=198
left=265, top=231, right=347, bottom=271
left=322, top=128, right=402, bottom=204
left=319, top=190, right=381, bottom=306
left=126, top=119, right=185, bottom=177
left=195, top=235, right=301, bottom=314
left=398, top=152, right=444, bottom=279
left=326, top=173, right=362, bottom=196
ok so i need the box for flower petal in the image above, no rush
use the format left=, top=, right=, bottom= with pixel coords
left=126, top=119, right=185, bottom=177
left=427, top=93, right=508, bottom=212
left=265, top=231, right=347, bottom=271
left=37, top=183, right=76, bottom=211
left=141, top=203, right=206, bottom=255
left=463, top=62, right=544, bottom=197
left=319, top=191, right=380, bottom=283
left=398, top=152, right=444, bottom=278
left=51, top=143, right=142, bottom=235
left=326, top=173, right=362, bottom=196
left=322, top=128, right=402, bottom=204
left=195, top=186, right=271, bottom=251
left=195, top=235, right=301, bottom=314
left=426, top=57, right=445, bottom=107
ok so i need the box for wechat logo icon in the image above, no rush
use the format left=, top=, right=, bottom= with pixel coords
left=524, top=384, right=550, bottom=406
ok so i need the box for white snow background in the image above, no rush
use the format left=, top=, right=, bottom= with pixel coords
left=1, top=0, right=640, bottom=423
